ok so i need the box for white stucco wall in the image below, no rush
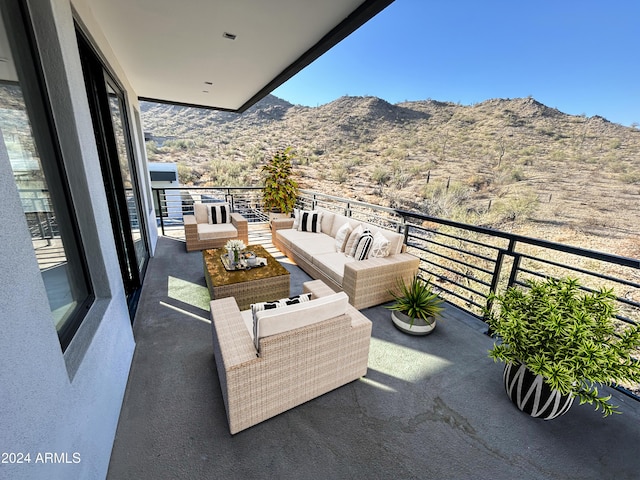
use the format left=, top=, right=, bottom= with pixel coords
left=0, top=0, right=158, bottom=478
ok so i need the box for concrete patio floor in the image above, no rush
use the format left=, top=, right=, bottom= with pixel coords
left=107, top=230, right=640, bottom=480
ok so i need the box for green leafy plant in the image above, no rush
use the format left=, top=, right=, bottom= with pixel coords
left=387, top=275, right=444, bottom=327
left=486, top=277, right=640, bottom=416
left=261, top=147, right=299, bottom=214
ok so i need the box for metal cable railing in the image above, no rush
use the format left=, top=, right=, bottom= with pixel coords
left=156, top=186, right=640, bottom=399
left=154, top=186, right=639, bottom=323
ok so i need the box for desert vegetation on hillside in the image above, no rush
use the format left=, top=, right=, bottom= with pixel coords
left=141, top=94, right=640, bottom=259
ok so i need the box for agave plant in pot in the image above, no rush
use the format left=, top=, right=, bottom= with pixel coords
left=486, top=277, right=640, bottom=419
left=387, top=275, right=444, bottom=335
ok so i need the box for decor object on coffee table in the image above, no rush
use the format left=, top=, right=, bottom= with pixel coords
left=486, top=277, right=640, bottom=419
left=225, top=239, right=246, bottom=268
left=203, top=244, right=289, bottom=310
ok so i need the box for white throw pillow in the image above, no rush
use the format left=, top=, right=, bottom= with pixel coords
left=292, top=208, right=300, bottom=229
left=368, top=231, right=391, bottom=258
left=207, top=203, right=232, bottom=224
left=344, top=224, right=364, bottom=257
left=334, top=222, right=352, bottom=252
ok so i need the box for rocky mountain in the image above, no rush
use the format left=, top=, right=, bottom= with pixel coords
left=141, top=94, right=640, bottom=258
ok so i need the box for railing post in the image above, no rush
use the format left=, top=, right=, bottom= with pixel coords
left=507, top=251, right=521, bottom=288
left=484, top=239, right=517, bottom=324
left=226, top=190, right=234, bottom=212
left=402, top=216, right=409, bottom=246
left=155, top=188, right=165, bottom=236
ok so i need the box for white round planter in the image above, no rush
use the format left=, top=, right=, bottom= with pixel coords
left=391, top=311, right=436, bottom=336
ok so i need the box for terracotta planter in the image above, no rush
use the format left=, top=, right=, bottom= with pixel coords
left=391, top=311, right=436, bottom=336
left=503, top=362, right=574, bottom=420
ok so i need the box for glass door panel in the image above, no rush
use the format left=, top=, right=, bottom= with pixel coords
left=77, top=28, right=148, bottom=317
left=106, top=82, right=146, bottom=272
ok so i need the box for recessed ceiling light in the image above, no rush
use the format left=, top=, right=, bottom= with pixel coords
left=223, top=32, right=237, bottom=40
left=202, top=90, right=209, bottom=93
left=204, top=81, right=213, bottom=86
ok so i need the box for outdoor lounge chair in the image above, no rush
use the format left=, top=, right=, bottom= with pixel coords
left=183, top=202, right=248, bottom=252
left=210, top=279, right=372, bottom=434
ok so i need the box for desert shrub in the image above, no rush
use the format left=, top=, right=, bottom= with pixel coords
left=489, top=194, right=539, bottom=224
left=177, top=164, right=195, bottom=184
left=465, top=174, right=492, bottom=191
left=510, top=167, right=526, bottom=181
left=146, top=140, right=159, bottom=154
left=332, top=164, right=348, bottom=184
left=391, top=171, right=412, bottom=189
left=164, top=139, right=190, bottom=151
left=609, top=138, right=622, bottom=149
left=620, top=171, right=640, bottom=184
left=371, top=166, right=391, bottom=186
left=519, top=146, right=537, bottom=156
left=420, top=182, right=472, bottom=220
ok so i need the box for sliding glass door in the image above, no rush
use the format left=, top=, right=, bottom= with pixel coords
left=106, top=81, right=147, bottom=273
left=77, top=29, right=148, bottom=317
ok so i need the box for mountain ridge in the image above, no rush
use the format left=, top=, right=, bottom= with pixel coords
left=141, top=93, right=640, bottom=258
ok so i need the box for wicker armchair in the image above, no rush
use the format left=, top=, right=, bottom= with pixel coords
left=184, top=203, right=248, bottom=252
left=210, top=280, right=372, bottom=434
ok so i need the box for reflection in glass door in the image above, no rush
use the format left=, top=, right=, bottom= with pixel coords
left=106, top=82, right=146, bottom=273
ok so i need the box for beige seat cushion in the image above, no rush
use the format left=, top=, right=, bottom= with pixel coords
left=277, top=229, right=336, bottom=262
left=312, top=252, right=355, bottom=285
left=197, top=223, right=237, bottom=240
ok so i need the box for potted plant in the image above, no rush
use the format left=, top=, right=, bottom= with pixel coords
left=486, top=277, right=640, bottom=419
left=261, top=147, right=299, bottom=220
left=387, top=275, right=444, bottom=335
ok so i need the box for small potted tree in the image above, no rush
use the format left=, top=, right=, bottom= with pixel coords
left=387, top=275, right=444, bottom=335
left=261, top=147, right=299, bottom=221
left=486, top=277, right=640, bottom=419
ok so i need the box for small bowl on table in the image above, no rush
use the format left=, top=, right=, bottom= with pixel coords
left=243, top=251, right=257, bottom=267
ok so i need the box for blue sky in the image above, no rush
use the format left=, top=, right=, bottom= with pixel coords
left=273, top=0, right=639, bottom=126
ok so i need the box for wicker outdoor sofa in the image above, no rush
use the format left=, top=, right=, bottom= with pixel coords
left=210, top=279, right=372, bottom=434
left=272, top=208, right=420, bottom=309
left=183, top=202, right=248, bottom=252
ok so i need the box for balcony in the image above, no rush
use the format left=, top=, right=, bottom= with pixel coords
left=107, top=191, right=640, bottom=478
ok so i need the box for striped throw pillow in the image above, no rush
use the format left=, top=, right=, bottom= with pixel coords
left=353, top=229, right=374, bottom=260
left=297, top=210, right=322, bottom=233
left=345, top=224, right=364, bottom=257
left=207, top=203, right=232, bottom=224
left=251, top=294, right=312, bottom=350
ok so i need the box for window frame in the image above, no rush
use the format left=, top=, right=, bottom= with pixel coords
left=1, top=0, right=94, bottom=350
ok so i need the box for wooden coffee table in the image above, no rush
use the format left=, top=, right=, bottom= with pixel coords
left=203, top=244, right=290, bottom=310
